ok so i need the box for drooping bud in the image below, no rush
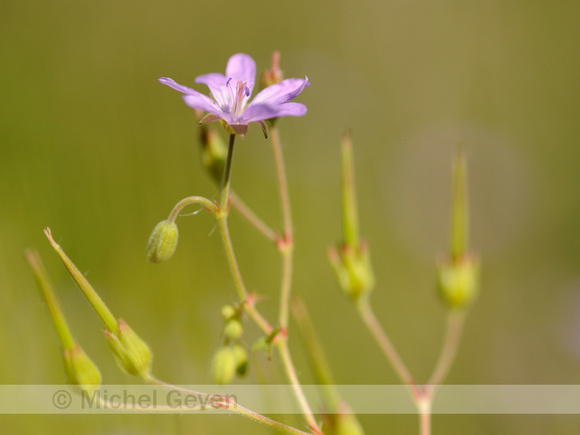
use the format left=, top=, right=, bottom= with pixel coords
left=211, top=346, right=237, bottom=385
left=146, top=220, right=178, bottom=263
left=437, top=255, right=480, bottom=309
left=105, top=319, right=152, bottom=380
left=328, top=131, right=375, bottom=300
left=62, top=343, right=102, bottom=396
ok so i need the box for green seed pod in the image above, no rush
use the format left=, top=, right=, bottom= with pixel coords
left=62, top=343, right=101, bottom=396
left=224, top=319, right=243, bottom=341
left=211, top=347, right=237, bottom=385
left=105, top=319, right=152, bottom=379
left=146, top=220, right=178, bottom=263
left=232, top=343, right=249, bottom=377
left=437, top=256, right=480, bottom=309
left=328, top=243, right=374, bottom=301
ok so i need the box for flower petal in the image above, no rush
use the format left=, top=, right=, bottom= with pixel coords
left=269, top=102, right=308, bottom=118
left=251, top=77, right=309, bottom=106
left=225, top=53, right=256, bottom=94
left=195, top=72, right=229, bottom=108
left=159, top=77, right=200, bottom=95
left=240, top=103, right=280, bottom=123
left=183, top=93, right=222, bottom=115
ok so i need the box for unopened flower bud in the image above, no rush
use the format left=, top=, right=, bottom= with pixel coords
left=260, top=51, right=284, bottom=90
left=232, top=343, right=249, bottom=377
left=146, top=220, right=178, bottom=263
left=212, top=347, right=237, bottom=385
left=437, top=256, right=480, bottom=309
left=105, top=319, right=152, bottom=379
left=221, top=305, right=236, bottom=320
left=200, top=125, right=227, bottom=183
left=62, top=343, right=101, bottom=396
left=224, top=319, right=243, bottom=341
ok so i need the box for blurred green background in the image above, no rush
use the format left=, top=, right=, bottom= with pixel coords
left=2, top=0, right=580, bottom=433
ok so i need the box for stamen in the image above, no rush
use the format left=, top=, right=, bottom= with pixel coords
left=232, top=80, right=249, bottom=116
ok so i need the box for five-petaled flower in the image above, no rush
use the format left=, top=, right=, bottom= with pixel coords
left=159, top=53, right=309, bottom=137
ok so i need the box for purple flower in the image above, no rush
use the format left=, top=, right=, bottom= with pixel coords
left=159, top=53, right=309, bottom=137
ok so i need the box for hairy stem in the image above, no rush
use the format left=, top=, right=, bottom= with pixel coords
left=426, top=310, right=466, bottom=391
left=142, top=375, right=310, bottom=434
left=357, top=297, right=420, bottom=398
left=230, top=192, right=277, bottom=242
left=277, top=340, right=321, bottom=434
left=271, top=125, right=294, bottom=330
left=216, top=134, right=272, bottom=334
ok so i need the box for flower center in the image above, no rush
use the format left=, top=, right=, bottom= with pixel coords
left=226, top=78, right=251, bottom=117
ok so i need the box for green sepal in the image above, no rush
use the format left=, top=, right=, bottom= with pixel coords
left=437, top=255, right=480, bottom=309
left=328, top=242, right=374, bottom=301
left=105, top=319, right=152, bottom=379
left=232, top=343, right=249, bottom=377
left=252, top=328, right=281, bottom=361
left=62, top=343, right=101, bottom=396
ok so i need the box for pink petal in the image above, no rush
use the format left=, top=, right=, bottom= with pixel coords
left=241, top=103, right=279, bottom=123
left=225, top=53, right=256, bottom=94
left=195, top=73, right=229, bottom=108
left=270, top=102, right=308, bottom=118
left=159, top=77, right=199, bottom=95
left=182, top=94, right=222, bottom=115
left=251, top=77, right=309, bottom=106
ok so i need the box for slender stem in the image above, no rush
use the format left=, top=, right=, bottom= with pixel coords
left=220, top=134, right=236, bottom=212
left=230, top=192, right=277, bottom=242
left=216, top=128, right=316, bottom=432
left=291, top=298, right=340, bottom=411
left=105, top=375, right=311, bottom=434
left=426, top=310, right=466, bottom=390
left=167, top=196, right=218, bottom=223
left=278, top=248, right=293, bottom=329
left=276, top=340, right=321, bottom=434
left=270, top=125, right=320, bottom=433
left=357, top=297, right=420, bottom=398
left=270, top=126, right=293, bottom=239
left=418, top=398, right=432, bottom=435
left=215, top=134, right=272, bottom=334
left=270, top=125, right=294, bottom=330
left=419, top=310, right=465, bottom=435
left=218, top=213, right=272, bottom=335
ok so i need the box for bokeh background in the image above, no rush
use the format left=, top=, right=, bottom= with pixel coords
left=2, top=0, right=580, bottom=433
